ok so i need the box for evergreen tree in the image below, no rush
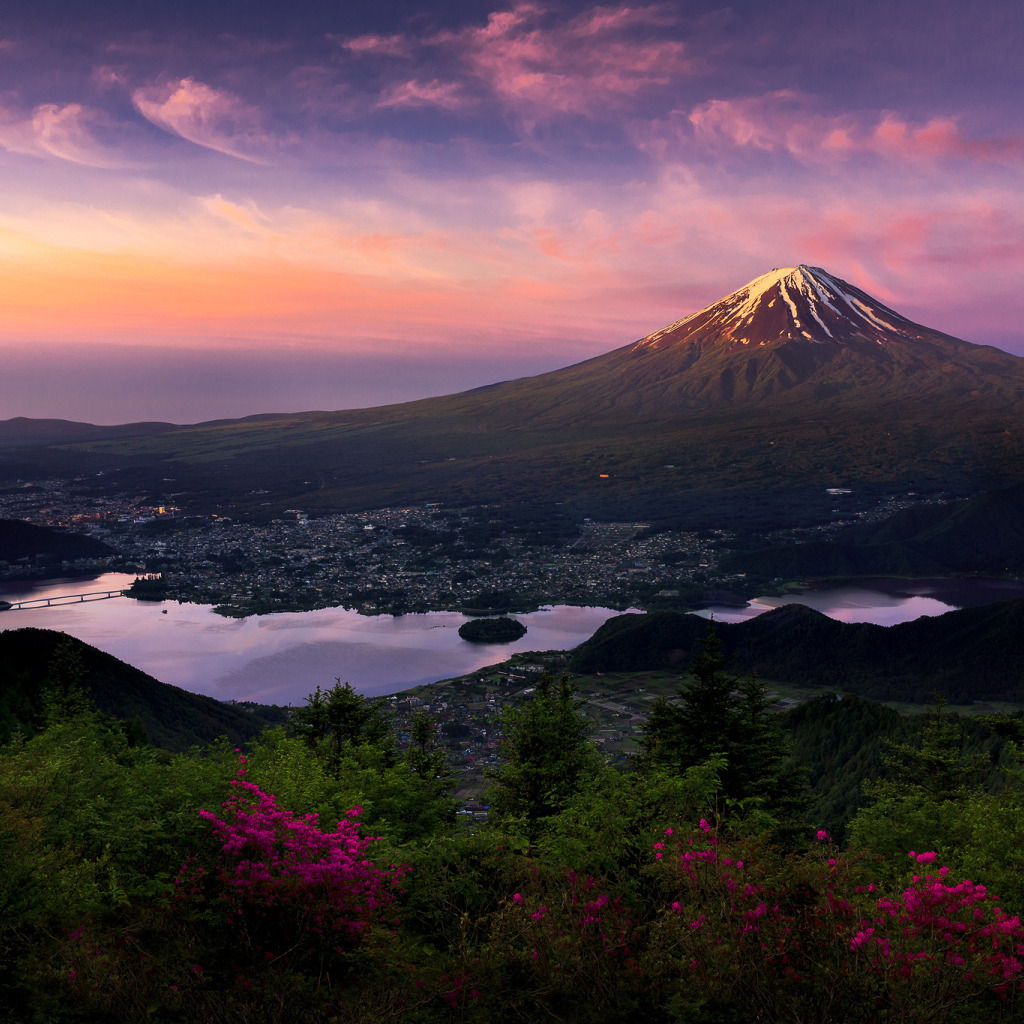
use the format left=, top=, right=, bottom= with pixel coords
left=637, top=623, right=806, bottom=834
left=291, top=680, right=395, bottom=764
left=881, top=693, right=989, bottom=797
left=487, top=673, right=603, bottom=827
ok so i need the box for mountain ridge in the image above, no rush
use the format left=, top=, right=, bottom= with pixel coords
left=3, top=266, right=1024, bottom=520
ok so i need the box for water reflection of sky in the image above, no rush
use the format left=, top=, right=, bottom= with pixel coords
left=698, top=588, right=957, bottom=627
left=0, top=574, right=638, bottom=703
left=6, top=573, right=1024, bottom=704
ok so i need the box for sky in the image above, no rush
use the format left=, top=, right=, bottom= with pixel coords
left=1, top=0, right=1022, bottom=424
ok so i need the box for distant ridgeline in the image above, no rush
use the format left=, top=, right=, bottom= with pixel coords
left=0, top=518, right=112, bottom=563
left=0, top=628, right=283, bottom=750
left=569, top=602, right=1024, bottom=704
left=723, top=481, right=1024, bottom=579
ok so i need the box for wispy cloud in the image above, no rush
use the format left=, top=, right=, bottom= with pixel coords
left=333, top=33, right=413, bottom=59
left=132, top=78, right=274, bottom=163
left=0, top=101, right=134, bottom=168
left=375, top=79, right=470, bottom=111
left=335, top=3, right=700, bottom=128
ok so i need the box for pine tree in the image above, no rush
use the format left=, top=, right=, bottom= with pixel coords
left=487, top=673, right=602, bottom=826
left=291, top=680, right=395, bottom=763
left=637, top=622, right=806, bottom=833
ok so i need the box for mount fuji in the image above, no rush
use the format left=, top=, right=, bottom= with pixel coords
left=4, top=266, right=1024, bottom=524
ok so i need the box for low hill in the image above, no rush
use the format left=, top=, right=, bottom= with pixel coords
left=569, top=601, right=1024, bottom=703
left=0, top=416, right=176, bottom=446
left=0, top=627, right=279, bottom=750
left=0, top=519, right=113, bottom=562
left=724, top=482, right=1024, bottom=579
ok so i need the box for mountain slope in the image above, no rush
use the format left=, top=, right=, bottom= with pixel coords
left=0, top=519, right=113, bottom=562
left=5, top=266, right=1024, bottom=521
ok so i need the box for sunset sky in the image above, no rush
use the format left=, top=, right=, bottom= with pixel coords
left=1, top=0, right=1021, bottom=423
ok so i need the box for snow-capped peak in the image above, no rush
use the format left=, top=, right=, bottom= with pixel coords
left=637, top=265, right=919, bottom=350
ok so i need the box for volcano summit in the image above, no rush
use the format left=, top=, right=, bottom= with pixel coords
left=4, top=266, right=1024, bottom=524
left=643, top=264, right=927, bottom=349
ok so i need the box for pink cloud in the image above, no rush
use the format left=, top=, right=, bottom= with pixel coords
left=0, top=101, right=133, bottom=168
left=333, top=33, right=413, bottom=58
left=375, top=79, right=470, bottom=111
left=452, top=4, right=698, bottom=122
left=686, top=92, right=1024, bottom=166
left=334, top=4, right=700, bottom=126
left=868, top=112, right=1024, bottom=162
left=132, top=78, right=273, bottom=163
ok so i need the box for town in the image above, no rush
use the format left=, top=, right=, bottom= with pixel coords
left=0, top=476, right=944, bottom=616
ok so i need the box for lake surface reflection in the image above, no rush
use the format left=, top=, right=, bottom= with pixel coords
left=0, top=575, right=636, bottom=704
left=4, top=574, right=1024, bottom=704
left=699, top=577, right=1024, bottom=626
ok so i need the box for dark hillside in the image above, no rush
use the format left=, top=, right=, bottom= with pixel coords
left=0, top=519, right=112, bottom=562
left=780, top=694, right=1009, bottom=840
left=0, top=627, right=275, bottom=750
left=724, top=481, right=1024, bottom=578
left=569, top=601, right=1024, bottom=703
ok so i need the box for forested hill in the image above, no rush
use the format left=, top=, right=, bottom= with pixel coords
left=722, top=481, right=1024, bottom=579
left=569, top=600, right=1024, bottom=703
left=0, top=519, right=113, bottom=562
left=0, top=627, right=279, bottom=750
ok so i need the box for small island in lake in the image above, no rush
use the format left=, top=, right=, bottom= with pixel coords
left=458, top=617, right=527, bottom=643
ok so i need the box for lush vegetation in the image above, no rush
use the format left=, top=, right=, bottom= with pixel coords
left=3, top=628, right=1024, bottom=1023
left=125, top=575, right=169, bottom=601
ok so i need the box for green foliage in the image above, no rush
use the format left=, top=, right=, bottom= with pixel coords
left=257, top=688, right=456, bottom=846
left=486, top=674, right=604, bottom=829
left=570, top=601, right=1024, bottom=703
left=290, top=679, right=394, bottom=761
left=636, top=624, right=807, bottom=839
left=458, top=616, right=527, bottom=643
left=4, top=690, right=1024, bottom=1023
left=124, top=574, right=168, bottom=600
left=848, top=698, right=1024, bottom=911
left=0, top=627, right=276, bottom=749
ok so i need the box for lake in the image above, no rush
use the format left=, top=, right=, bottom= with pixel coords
left=4, top=573, right=1024, bottom=704
left=0, top=574, right=638, bottom=704
left=699, top=576, right=1024, bottom=626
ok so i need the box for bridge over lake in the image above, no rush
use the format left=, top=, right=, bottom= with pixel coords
left=0, top=589, right=128, bottom=611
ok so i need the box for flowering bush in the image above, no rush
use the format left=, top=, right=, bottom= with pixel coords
left=192, top=764, right=405, bottom=943
left=147, top=757, right=411, bottom=1018
left=649, top=823, right=1024, bottom=1023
